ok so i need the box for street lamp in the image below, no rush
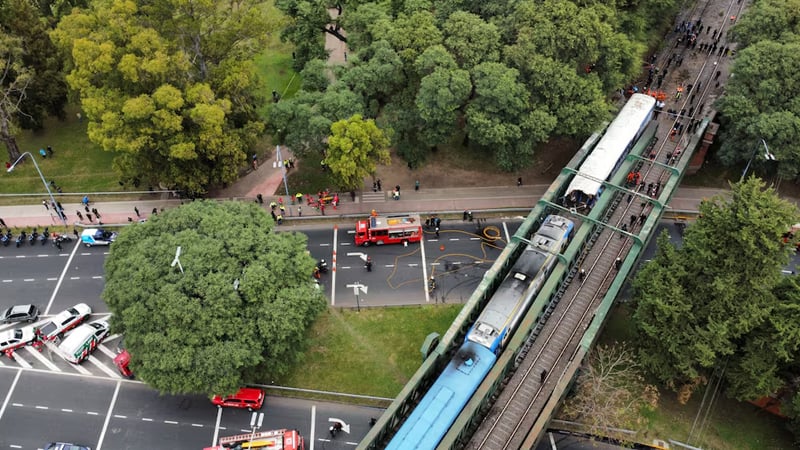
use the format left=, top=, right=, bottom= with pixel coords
left=171, top=246, right=184, bottom=274
left=7, top=152, right=67, bottom=227
left=740, top=139, right=776, bottom=182
left=275, top=144, right=290, bottom=200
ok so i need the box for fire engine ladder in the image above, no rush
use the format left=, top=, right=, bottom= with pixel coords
left=217, top=430, right=285, bottom=448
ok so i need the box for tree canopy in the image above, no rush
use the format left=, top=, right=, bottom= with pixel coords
left=716, top=0, right=800, bottom=181
left=103, top=201, right=326, bottom=395
left=632, top=178, right=799, bottom=402
left=52, top=0, right=275, bottom=194
left=273, top=0, right=660, bottom=173
left=324, top=114, right=391, bottom=190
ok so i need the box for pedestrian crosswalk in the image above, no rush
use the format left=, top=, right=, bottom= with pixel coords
left=361, top=192, right=386, bottom=203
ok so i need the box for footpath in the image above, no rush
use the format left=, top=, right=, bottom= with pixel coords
left=0, top=154, right=783, bottom=229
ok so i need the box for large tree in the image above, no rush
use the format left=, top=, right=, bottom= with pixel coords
left=632, top=178, right=799, bottom=400
left=0, top=0, right=67, bottom=162
left=52, top=0, right=272, bottom=195
left=103, top=201, right=326, bottom=395
left=324, top=114, right=391, bottom=190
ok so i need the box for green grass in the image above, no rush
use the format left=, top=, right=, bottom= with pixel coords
left=588, top=304, right=796, bottom=449
left=254, top=32, right=301, bottom=119
left=282, top=152, right=339, bottom=196
left=274, top=305, right=463, bottom=399
left=2, top=106, right=119, bottom=197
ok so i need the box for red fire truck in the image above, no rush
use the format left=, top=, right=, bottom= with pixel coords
left=355, top=214, right=422, bottom=246
left=204, top=428, right=304, bottom=450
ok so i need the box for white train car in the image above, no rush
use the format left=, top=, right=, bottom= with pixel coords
left=565, top=93, right=656, bottom=207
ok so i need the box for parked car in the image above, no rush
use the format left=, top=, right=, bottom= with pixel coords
left=58, top=320, right=110, bottom=364
left=80, top=228, right=117, bottom=247
left=0, top=327, right=37, bottom=354
left=37, top=303, right=92, bottom=341
left=0, top=304, right=39, bottom=323
left=113, top=348, right=133, bottom=378
left=211, top=387, right=265, bottom=411
left=44, top=443, right=91, bottom=450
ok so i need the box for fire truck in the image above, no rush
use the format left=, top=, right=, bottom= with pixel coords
left=355, top=214, right=422, bottom=246
left=204, top=429, right=304, bottom=450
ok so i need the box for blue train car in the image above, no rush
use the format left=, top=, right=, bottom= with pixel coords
left=385, top=341, right=496, bottom=450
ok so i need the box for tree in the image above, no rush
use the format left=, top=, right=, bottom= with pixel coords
left=632, top=178, right=799, bottom=400
left=0, top=31, right=28, bottom=163
left=325, top=114, right=391, bottom=190
left=103, top=201, right=326, bottom=395
left=560, top=343, right=659, bottom=442
left=52, top=0, right=271, bottom=194
left=441, top=11, right=500, bottom=70
left=715, top=40, right=800, bottom=180
left=415, top=68, right=471, bottom=147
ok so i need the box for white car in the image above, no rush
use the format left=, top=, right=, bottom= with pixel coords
left=37, top=303, right=92, bottom=341
left=0, top=327, right=37, bottom=354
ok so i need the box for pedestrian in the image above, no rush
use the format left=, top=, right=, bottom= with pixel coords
left=626, top=193, right=633, bottom=203
left=39, top=148, right=47, bottom=158
left=134, top=206, right=140, bottom=217
left=76, top=211, right=83, bottom=221
left=630, top=214, right=637, bottom=227
left=579, top=268, right=586, bottom=281
left=714, top=70, right=721, bottom=80
left=639, top=213, right=647, bottom=225
left=92, top=207, right=100, bottom=218
left=271, top=210, right=276, bottom=221
left=276, top=213, right=283, bottom=225
left=152, top=207, right=158, bottom=215
left=376, top=179, right=382, bottom=191
left=84, top=205, right=90, bottom=214
left=55, top=239, right=62, bottom=251
left=279, top=205, right=286, bottom=215
left=373, top=181, right=378, bottom=192
left=0, top=218, right=4, bottom=228
left=540, top=370, right=547, bottom=383
left=86, top=213, right=93, bottom=223
left=435, top=226, right=440, bottom=237
left=270, top=201, right=277, bottom=211
left=415, top=180, right=419, bottom=191
left=76, top=112, right=82, bottom=122
left=350, top=191, right=356, bottom=202
left=252, top=154, right=258, bottom=170
left=615, top=258, right=622, bottom=270
left=256, top=194, right=263, bottom=204
left=42, top=200, right=49, bottom=211
left=320, top=203, right=325, bottom=216
left=517, top=177, right=522, bottom=187
left=47, top=146, right=53, bottom=157
left=620, top=223, right=628, bottom=237
left=298, top=205, right=302, bottom=217
left=333, top=193, right=339, bottom=208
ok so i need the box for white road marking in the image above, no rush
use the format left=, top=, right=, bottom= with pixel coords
left=96, top=343, right=117, bottom=359
left=23, top=346, right=61, bottom=372
left=10, top=352, right=31, bottom=369
left=346, top=230, right=355, bottom=234
left=103, top=252, right=110, bottom=255
left=165, top=420, right=178, bottom=425
left=470, top=237, right=481, bottom=240
left=11, top=403, right=22, bottom=407
left=331, top=226, right=338, bottom=307
left=449, top=238, right=460, bottom=241
left=212, top=404, right=223, bottom=446
left=23, top=279, right=34, bottom=282
left=340, top=242, right=351, bottom=246
left=0, top=370, right=22, bottom=421
left=81, top=253, right=91, bottom=256
left=35, top=405, right=48, bottom=410
left=421, top=233, right=430, bottom=303
left=96, top=380, right=121, bottom=450
left=10, top=444, right=21, bottom=448
left=70, top=276, right=80, bottom=280
left=37, top=255, right=48, bottom=258
left=340, top=266, right=351, bottom=269
left=503, top=221, right=511, bottom=242
left=92, top=276, right=103, bottom=279
left=428, top=239, right=438, bottom=242
left=192, top=423, right=203, bottom=427
left=319, top=243, right=330, bottom=247
left=142, top=418, right=153, bottom=422
left=62, top=408, right=73, bottom=412
left=431, top=262, right=441, bottom=266
left=47, top=277, right=58, bottom=281
left=87, top=411, right=100, bottom=415
left=68, top=360, right=92, bottom=375
left=408, top=263, right=418, bottom=267
left=87, top=355, right=121, bottom=379
left=385, top=264, right=395, bottom=268
left=310, top=404, right=316, bottom=450
left=453, top=261, right=462, bottom=265
left=240, top=429, right=250, bottom=433
left=114, top=414, right=127, bottom=419
left=2, top=280, right=11, bottom=283
left=46, top=241, right=81, bottom=315
left=15, top=256, right=25, bottom=258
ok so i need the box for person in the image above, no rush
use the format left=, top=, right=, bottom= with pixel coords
left=82, top=195, right=90, bottom=206
left=517, top=177, right=522, bottom=187
left=47, top=146, right=53, bottom=157
left=579, top=268, right=586, bottom=281
left=365, top=256, right=372, bottom=272
left=614, top=258, right=622, bottom=270
left=39, top=148, right=47, bottom=158
left=415, top=180, right=419, bottom=191
left=435, top=226, right=440, bottom=237
left=428, top=276, right=436, bottom=292
left=540, top=369, right=547, bottom=382
left=252, top=154, right=258, bottom=170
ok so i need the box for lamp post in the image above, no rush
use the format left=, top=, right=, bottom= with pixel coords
left=740, top=139, right=776, bottom=182
left=7, top=152, right=67, bottom=227
left=275, top=144, right=290, bottom=200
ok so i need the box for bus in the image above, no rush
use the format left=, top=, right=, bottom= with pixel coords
left=204, top=429, right=304, bottom=450
left=355, top=214, right=422, bottom=246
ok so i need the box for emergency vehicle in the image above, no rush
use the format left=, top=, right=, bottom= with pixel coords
left=354, top=214, right=422, bottom=246
left=204, top=429, right=304, bottom=450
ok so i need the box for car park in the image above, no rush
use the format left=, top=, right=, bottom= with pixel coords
left=37, top=303, right=92, bottom=342
left=212, top=387, right=265, bottom=411
left=0, top=304, right=39, bottom=323
left=0, top=327, right=37, bottom=355
left=58, top=320, right=110, bottom=363
left=80, top=228, right=117, bottom=247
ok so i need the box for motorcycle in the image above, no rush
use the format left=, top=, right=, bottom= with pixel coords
left=53, top=233, right=72, bottom=244
left=317, top=259, right=328, bottom=274
left=428, top=276, right=436, bottom=294
left=329, top=422, right=343, bottom=438
left=40, top=228, right=49, bottom=246
left=1, top=231, right=11, bottom=247
left=16, top=231, right=26, bottom=248
left=28, top=228, right=37, bottom=245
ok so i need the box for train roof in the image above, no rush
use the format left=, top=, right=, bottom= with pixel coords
left=386, top=342, right=496, bottom=450
left=566, top=93, right=656, bottom=199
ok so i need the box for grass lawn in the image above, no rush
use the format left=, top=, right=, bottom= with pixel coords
left=593, top=304, right=796, bottom=449
left=254, top=29, right=301, bottom=119
left=273, top=304, right=463, bottom=402
left=2, top=106, right=119, bottom=198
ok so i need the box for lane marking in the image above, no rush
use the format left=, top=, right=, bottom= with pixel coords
left=23, top=346, right=61, bottom=372
left=70, top=277, right=80, bottom=280
left=47, top=277, right=58, bottom=281
left=68, top=360, right=92, bottom=375
left=95, top=380, right=121, bottom=450
left=503, top=221, right=511, bottom=243
left=46, top=241, right=81, bottom=315
left=11, top=352, right=31, bottom=369
left=142, top=418, right=153, bottom=422
left=81, top=253, right=92, bottom=256
left=114, top=414, right=127, bottom=419
left=192, top=423, right=204, bottom=427
left=2, top=280, right=11, bottom=283
left=97, top=344, right=118, bottom=359
left=23, top=279, right=34, bottom=282
left=470, top=237, right=481, bottom=240
left=407, top=263, right=418, bottom=267
left=340, top=242, right=351, bottom=246
left=15, top=256, right=25, bottom=258
left=62, top=408, right=73, bottom=412
left=35, top=405, right=48, bottom=410
left=165, top=420, right=178, bottom=425
left=37, top=255, right=48, bottom=258
left=212, top=403, right=223, bottom=446
left=88, top=411, right=100, bottom=415
left=10, top=444, right=21, bottom=448
left=331, top=225, right=338, bottom=307
left=92, top=276, right=103, bottom=279
left=421, top=234, right=430, bottom=303
left=87, top=355, right=122, bottom=379
left=319, top=243, right=330, bottom=247
left=0, top=370, right=22, bottom=421
left=385, top=264, right=395, bottom=268
left=310, top=404, right=316, bottom=450
left=12, top=403, right=23, bottom=407
left=346, top=230, right=355, bottom=234
left=449, top=238, right=460, bottom=241
left=339, top=266, right=351, bottom=269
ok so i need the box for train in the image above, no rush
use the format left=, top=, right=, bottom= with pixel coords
left=564, top=93, right=656, bottom=209
left=385, top=215, right=575, bottom=450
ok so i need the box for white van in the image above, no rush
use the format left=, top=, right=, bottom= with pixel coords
left=58, top=320, right=110, bottom=364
